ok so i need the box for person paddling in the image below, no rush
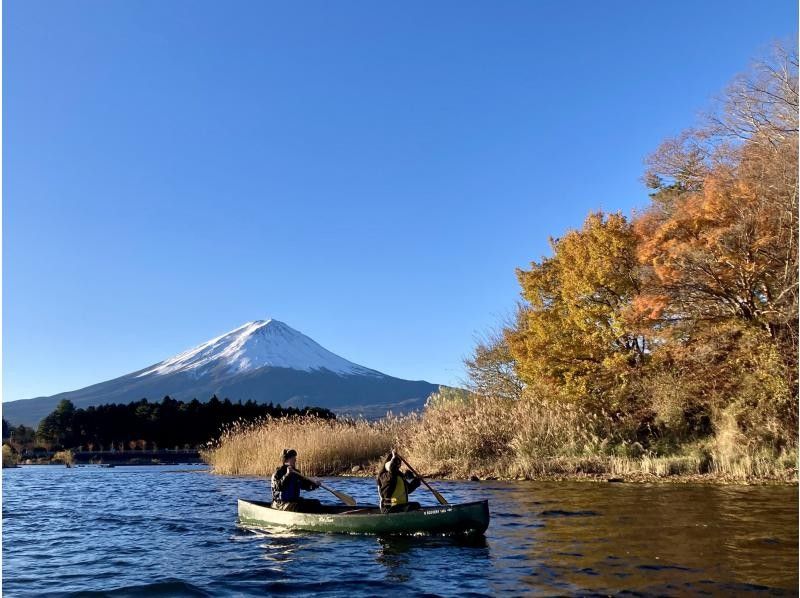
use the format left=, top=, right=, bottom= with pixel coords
left=271, top=449, right=322, bottom=512
left=376, top=449, right=422, bottom=513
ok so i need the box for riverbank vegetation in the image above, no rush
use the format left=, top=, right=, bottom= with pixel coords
left=413, top=44, right=797, bottom=483
left=401, top=389, right=796, bottom=482
left=202, top=416, right=398, bottom=476
left=2, top=444, right=19, bottom=468
left=204, top=44, right=797, bottom=484
left=51, top=449, right=75, bottom=467
left=204, top=388, right=795, bottom=482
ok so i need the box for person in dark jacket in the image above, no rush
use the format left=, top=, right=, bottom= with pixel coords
left=376, top=449, right=421, bottom=513
left=271, top=449, right=321, bottom=512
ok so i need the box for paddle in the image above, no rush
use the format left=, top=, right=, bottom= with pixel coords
left=397, top=453, right=449, bottom=505
left=292, top=470, right=357, bottom=507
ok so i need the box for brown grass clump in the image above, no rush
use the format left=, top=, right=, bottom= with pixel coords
left=401, top=392, right=797, bottom=482
left=2, top=444, right=19, bottom=468
left=705, top=410, right=798, bottom=479
left=402, top=395, right=515, bottom=477
left=401, top=392, right=606, bottom=478
left=52, top=449, right=74, bottom=466
left=202, top=415, right=405, bottom=476
left=202, top=394, right=797, bottom=483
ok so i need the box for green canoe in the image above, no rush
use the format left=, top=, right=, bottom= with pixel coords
left=237, top=499, right=490, bottom=536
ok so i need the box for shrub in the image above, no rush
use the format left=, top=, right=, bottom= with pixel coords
left=2, top=444, right=18, bottom=468
left=52, top=449, right=74, bottom=466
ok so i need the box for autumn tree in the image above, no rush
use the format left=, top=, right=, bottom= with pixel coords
left=461, top=42, right=796, bottom=460
left=507, top=212, right=647, bottom=412
left=464, top=329, right=523, bottom=401
left=638, top=43, right=797, bottom=343
left=634, top=42, right=798, bottom=445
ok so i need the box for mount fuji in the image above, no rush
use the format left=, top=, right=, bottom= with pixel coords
left=3, top=319, right=440, bottom=426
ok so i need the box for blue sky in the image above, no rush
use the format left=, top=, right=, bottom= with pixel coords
left=3, top=0, right=796, bottom=401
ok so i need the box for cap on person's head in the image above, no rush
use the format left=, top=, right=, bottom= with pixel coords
left=282, top=448, right=297, bottom=462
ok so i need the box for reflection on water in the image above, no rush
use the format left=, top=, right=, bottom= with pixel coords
left=492, top=481, right=798, bottom=595
left=2, top=465, right=797, bottom=596
left=375, top=534, right=490, bottom=586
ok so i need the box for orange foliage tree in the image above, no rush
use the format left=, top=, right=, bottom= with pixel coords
left=485, top=43, right=798, bottom=453
left=631, top=43, right=798, bottom=445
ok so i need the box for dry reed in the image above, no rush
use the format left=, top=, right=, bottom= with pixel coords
left=401, top=393, right=797, bottom=482
left=51, top=449, right=74, bottom=466
left=202, top=397, right=797, bottom=482
left=202, top=415, right=405, bottom=476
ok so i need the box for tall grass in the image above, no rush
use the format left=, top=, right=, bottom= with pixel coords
left=401, top=393, right=797, bottom=482
left=203, top=397, right=797, bottom=482
left=402, top=394, right=609, bottom=478
left=203, top=415, right=403, bottom=476
left=52, top=449, right=75, bottom=466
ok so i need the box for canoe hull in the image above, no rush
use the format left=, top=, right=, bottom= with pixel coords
left=238, top=499, right=490, bottom=536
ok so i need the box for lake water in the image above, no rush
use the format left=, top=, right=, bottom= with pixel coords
left=2, top=465, right=797, bottom=596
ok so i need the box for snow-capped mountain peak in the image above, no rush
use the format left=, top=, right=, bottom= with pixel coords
left=137, top=319, right=376, bottom=378
left=4, top=318, right=440, bottom=426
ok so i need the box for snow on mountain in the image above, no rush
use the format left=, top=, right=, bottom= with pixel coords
left=4, top=319, right=439, bottom=426
left=137, top=319, right=377, bottom=378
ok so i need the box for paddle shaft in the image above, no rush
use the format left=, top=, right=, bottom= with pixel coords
left=397, top=455, right=448, bottom=505
left=291, top=469, right=356, bottom=506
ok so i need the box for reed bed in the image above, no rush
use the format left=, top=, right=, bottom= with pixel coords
left=203, top=397, right=797, bottom=483
left=401, top=394, right=797, bottom=482
left=202, top=415, right=406, bottom=476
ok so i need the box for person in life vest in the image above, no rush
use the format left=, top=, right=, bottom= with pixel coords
left=271, top=448, right=322, bottom=512
left=376, top=449, right=422, bottom=513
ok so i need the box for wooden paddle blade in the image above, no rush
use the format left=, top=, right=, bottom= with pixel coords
left=331, top=490, right=357, bottom=507
left=430, top=488, right=448, bottom=505
left=321, top=484, right=357, bottom=506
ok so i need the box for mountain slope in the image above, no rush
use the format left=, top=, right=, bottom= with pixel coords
left=3, top=320, right=438, bottom=426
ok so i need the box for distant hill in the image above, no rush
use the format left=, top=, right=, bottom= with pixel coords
left=3, top=319, right=439, bottom=426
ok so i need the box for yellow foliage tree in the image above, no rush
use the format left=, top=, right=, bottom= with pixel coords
left=507, top=212, right=647, bottom=411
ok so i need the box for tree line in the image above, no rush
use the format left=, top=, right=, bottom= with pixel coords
left=3, top=396, right=335, bottom=452
left=466, top=43, right=797, bottom=458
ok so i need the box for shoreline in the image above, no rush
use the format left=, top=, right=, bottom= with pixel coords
left=338, top=470, right=798, bottom=486
left=204, top=464, right=798, bottom=486
left=9, top=461, right=794, bottom=485
left=9, top=461, right=205, bottom=469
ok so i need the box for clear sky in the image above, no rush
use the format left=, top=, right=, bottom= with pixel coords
left=3, top=0, right=796, bottom=401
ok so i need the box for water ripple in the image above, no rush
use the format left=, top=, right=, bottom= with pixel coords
left=3, top=465, right=797, bottom=596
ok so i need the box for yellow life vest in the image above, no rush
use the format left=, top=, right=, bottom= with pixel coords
left=389, top=476, right=408, bottom=506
